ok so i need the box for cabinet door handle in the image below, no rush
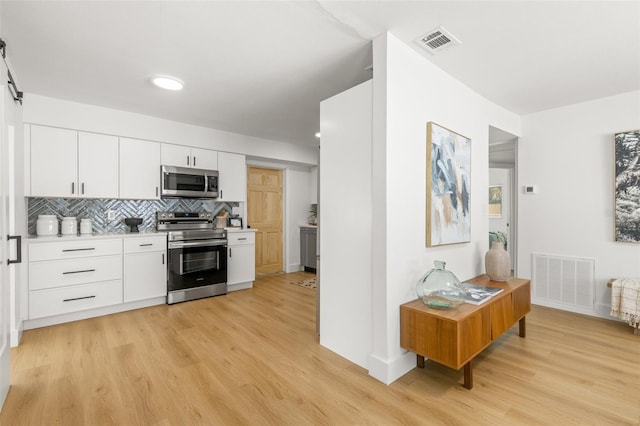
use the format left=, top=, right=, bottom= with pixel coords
left=193, top=156, right=196, bottom=167
left=81, top=182, right=85, bottom=194
left=187, top=155, right=190, bottom=166
left=238, top=238, right=247, bottom=241
left=71, top=182, right=75, bottom=194
left=7, top=234, right=21, bottom=265
left=63, top=269, right=96, bottom=275
left=156, top=186, right=159, bottom=197
left=220, top=190, right=223, bottom=198
left=139, top=243, right=153, bottom=247
left=62, top=247, right=95, bottom=252
left=63, top=295, right=96, bottom=302
left=162, top=253, right=165, bottom=264
left=229, top=248, right=232, bottom=258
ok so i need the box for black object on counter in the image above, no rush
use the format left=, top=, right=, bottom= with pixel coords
left=124, top=218, right=143, bottom=233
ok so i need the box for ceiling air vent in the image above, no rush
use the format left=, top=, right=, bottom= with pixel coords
left=415, top=26, right=461, bottom=55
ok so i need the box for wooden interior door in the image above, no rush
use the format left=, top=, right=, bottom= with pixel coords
left=247, top=167, right=283, bottom=276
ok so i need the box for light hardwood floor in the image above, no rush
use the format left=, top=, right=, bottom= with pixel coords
left=1, top=272, right=639, bottom=425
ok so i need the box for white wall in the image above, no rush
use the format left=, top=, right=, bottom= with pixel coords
left=23, top=94, right=319, bottom=166
left=369, top=33, right=521, bottom=384
left=286, top=167, right=313, bottom=272
left=518, top=91, right=640, bottom=317
left=309, top=166, right=318, bottom=204
left=319, top=80, right=372, bottom=369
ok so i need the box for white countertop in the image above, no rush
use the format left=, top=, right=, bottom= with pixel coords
left=225, top=228, right=257, bottom=233
left=29, top=227, right=257, bottom=242
left=27, top=230, right=168, bottom=242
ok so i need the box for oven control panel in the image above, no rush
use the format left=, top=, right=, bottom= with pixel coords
left=157, top=211, right=213, bottom=220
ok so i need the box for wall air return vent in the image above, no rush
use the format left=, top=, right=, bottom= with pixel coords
left=415, top=26, right=461, bottom=55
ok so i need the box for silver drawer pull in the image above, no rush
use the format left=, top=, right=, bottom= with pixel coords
left=62, top=248, right=95, bottom=252
left=63, top=295, right=96, bottom=302
left=139, top=243, right=153, bottom=247
left=63, top=269, right=96, bottom=275
left=238, top=238, right=247, bottom=241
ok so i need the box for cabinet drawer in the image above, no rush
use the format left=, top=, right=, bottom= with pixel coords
left=29, top=280, right=123, bottom=319
left=228, top=232, right=255, bottom=245
left=29, top=238, right=122, bottom=261
left=124, top=235, right=166, bottom=254
left=29, top=255, right=122, bottom=290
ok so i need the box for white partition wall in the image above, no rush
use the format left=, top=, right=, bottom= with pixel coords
left=319, top=80, right=373, bottom=369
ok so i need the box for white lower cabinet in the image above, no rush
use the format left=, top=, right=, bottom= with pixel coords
left=27, top=235, right=167, bottom=325
left=123, top=236, right=167, bottom=302
left=30, top=280, right=123, bottom=319
left=28, top=238, right=124, bottom=320
left=227, top=231, right=255, bottom=291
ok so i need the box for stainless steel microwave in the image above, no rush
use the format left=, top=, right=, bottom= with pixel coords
left=161, top=165, right=219, bottom=198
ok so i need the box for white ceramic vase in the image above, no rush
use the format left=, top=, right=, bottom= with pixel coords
left=485, top=241, right=510, bottom=281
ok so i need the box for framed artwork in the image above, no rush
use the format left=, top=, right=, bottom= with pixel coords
left=488, top=185, right=502, bottom=218
left=426, top=122, right=471, bottom=247
left=615, top=129, right=640, bottom=242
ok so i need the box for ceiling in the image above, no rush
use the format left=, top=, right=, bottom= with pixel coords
left=2, top=1, right=638, bottom=147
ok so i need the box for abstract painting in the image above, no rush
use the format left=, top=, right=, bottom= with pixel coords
left=615, top=129, right=640, bottom=242
left=426, top=122, right=471, bottom=247
left=488, top=185, right=502, bottom=218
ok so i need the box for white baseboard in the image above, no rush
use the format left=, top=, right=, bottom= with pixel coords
left=10, top=321, right=23, bottom=348
left=228, top=281, right=253, bottom=292
left=367, top=350, right=415, bottom=385
left=286, top=263, right=303, bottom=273
left=24, top=297, right=166, bottom=331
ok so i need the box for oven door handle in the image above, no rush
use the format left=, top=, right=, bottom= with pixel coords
left=168, top=240, right=227, bottom=249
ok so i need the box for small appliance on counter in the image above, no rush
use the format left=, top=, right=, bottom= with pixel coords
left=61, top=217, right=77, bottom=235
left=124, top=218, right=143, bottom=233
left=36, top=215, right=58, bottom=236
left=227, top=216, right=242, bottom=228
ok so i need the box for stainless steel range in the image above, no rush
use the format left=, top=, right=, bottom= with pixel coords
left=157, top=211, right=227, bottom=304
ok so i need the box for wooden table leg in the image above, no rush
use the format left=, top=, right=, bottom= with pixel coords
left=417, top=354, right=425, bottom=368
left=519, top=316, right=526, bottom=338
left=463, top=361, right=473, bottom=390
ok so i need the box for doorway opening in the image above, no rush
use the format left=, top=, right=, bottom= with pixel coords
left=488, top=126, right=518, bottom=276
left=247, top=166, right=284, bottom=276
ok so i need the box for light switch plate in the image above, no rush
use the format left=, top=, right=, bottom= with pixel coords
left=107, top=210, right=116, bottom=220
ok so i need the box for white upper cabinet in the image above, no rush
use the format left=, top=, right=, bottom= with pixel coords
left=119, top=137, right=161, bottom=200
left=191, top=147, right=218, bottom=170
left=161, top=143, right=218, bottom=170
left=217, top=152, right=246, bottom=202
left=30, top=125, right=118, bottom=198
left=30, top=125, right=78, bottom=197
left=78, top=132, right=119, bottom=198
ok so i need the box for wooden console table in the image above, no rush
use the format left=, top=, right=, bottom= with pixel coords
left=400, top=275, right=531, bottom=389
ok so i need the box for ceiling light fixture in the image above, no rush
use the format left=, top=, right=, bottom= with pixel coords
left=152, top=76, right=184, bottom=91
left=315, top=132, right=321, bottom=138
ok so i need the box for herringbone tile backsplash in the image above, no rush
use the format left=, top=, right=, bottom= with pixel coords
left=27, top=198, right=239, bottom=235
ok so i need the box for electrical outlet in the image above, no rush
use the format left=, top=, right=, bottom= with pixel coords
left=107, top=210, right=116, bottom=220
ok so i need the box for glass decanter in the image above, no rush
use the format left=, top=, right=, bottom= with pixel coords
left=416, top=260, right=466, bottom=309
